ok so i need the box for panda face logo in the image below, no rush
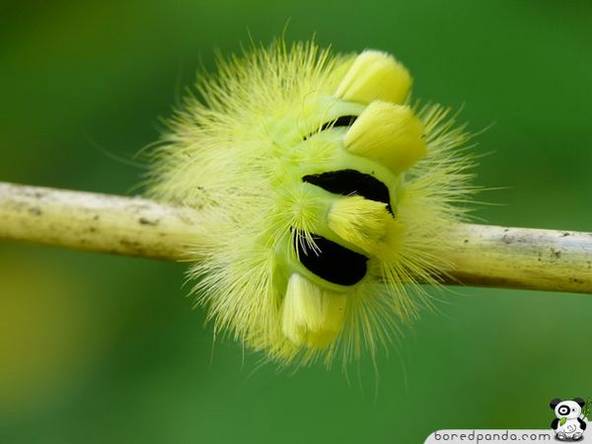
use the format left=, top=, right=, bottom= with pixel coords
left=550, top=398, right=588, bottom=441
left=555, top=400, right=582, bottom=420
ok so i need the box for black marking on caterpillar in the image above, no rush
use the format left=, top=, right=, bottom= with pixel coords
left=303, top=115, right=358, bottom=140
left=319, top=115, right=357, bottom=131
left=302, top=169, right=393, bottom=215
left=295, top=231, right=368, bottom=286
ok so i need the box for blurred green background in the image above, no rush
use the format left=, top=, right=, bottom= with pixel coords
left=1, top=1, right=591, bottom=443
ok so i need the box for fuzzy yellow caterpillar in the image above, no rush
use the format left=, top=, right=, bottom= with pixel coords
left=148, top=40, right=475, bottom=367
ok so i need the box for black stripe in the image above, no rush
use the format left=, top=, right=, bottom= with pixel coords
left=319, top=115, right=357, bottom=131
left=295, top=232, right=367, bottom=286
left=303, top=115, right=357, bottom=140
left=302, top=169, right=393, bottom=215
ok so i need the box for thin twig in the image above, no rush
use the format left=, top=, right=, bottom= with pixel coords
left=0, top=182, right=591, bottom=294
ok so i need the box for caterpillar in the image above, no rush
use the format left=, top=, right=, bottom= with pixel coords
left=148, top=40, right=475, bottom=367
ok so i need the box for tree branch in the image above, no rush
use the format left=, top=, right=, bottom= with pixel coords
left=1, top=181, right=591, bottom=294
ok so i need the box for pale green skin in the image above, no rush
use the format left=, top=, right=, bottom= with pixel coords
left=265, top=96, right=402, bottom=294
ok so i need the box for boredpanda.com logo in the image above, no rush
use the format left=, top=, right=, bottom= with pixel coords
left=550, top=398, right=589, bottom=442
left=424, top=397, right=591, bottom=443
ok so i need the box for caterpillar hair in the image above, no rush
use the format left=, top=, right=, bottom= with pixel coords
left=147, top=40, right=476, bottom=367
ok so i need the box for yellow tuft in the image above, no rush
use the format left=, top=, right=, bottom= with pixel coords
left=281, top=273, right=346, bottom=348
left=344, top=101, right=427, bottom=173
left=335, top=50, right=411, bottom=104
left=328, top=196, right=391, bottom=254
